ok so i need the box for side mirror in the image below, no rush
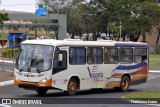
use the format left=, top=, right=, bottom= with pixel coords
left=58, top=53, right=63, bottom=61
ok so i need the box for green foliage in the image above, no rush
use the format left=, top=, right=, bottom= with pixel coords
left=97, top=0, right=160, bottom=41
left=2, top=49, right=19, bottom=59
left=48, top=0, right=160, bottom=41
left=0, top=13, right=9, bottom=24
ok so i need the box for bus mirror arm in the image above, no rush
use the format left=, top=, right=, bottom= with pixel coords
left=12, top=45, right=20, bottom=57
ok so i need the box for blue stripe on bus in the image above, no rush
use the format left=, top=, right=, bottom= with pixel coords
left=115, top=62, right=147, bottom=70
left=87, top=67, right=92, bottom=77
left=115, top=43, right=148, bottom=47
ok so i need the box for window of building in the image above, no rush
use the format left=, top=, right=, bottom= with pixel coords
left=87, top=47, right=103, bottom=64
left=134, top=48, right=147, bottom=62
left=104, top=47, right=118, bottom=64
left=29, top=27, right=34, bottom=31
left=13, top=27, right=18, bottom=31
left=69, top=47, right=86, bottom=65
left=119, top=48, right=133, bottom=63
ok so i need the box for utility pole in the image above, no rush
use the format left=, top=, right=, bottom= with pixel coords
left=120, top=21, right=122, bottom=41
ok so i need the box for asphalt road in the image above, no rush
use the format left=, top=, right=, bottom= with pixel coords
left=0, top=73, right=160, bottom=107
left=0, top=62, right=14, bottom=71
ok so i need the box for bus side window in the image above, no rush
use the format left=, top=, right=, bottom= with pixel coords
left=104, top=47, right=118, bottom=64
left=69, top=47, right=86, bottom=65
left=134, top=48, right=147, bottom=62
left=141, top=55, right=147, bottom=62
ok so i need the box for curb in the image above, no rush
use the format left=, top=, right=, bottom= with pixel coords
left=0, top=80, right=14, bottom=87
left=0, top=60, right=14, bottom=64
left=149, top=70, right=160, bottom=73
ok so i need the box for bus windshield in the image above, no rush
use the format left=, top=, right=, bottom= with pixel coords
left=16, top=44, right=54, bottom=73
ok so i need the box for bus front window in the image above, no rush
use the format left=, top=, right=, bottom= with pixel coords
left=16, top=45, right=53, bottom=72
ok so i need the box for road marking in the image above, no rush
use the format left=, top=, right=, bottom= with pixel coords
left=149, top=70, right=160, bottom=73
left=148, top=104, right=160, bottom=107
left=0, top=60, right=14, bottom=64
left=5, top=70, right=13, bottom=72
left=0, top=80, right=14, bottom=87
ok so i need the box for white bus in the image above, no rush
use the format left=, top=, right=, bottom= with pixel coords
left=14, top=39, right=149, bottom=95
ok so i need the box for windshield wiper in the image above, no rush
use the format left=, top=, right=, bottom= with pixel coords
left=19, top=63, right=29, bottom=72
left=36, top=68, right=41, bottom=73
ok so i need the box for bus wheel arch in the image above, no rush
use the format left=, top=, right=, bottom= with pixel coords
left=66, top=76, right=80, bottom=96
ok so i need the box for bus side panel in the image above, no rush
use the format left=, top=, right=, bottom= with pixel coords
left=105, top=62, right=148, bottom=87
left=98, top=64, right=116, bottom=88
left=68, top=65, right=97, bottom=90
left=130, top=64, right=148, bottom=85
left=52, top=65, right=93, bottom=91
left=52, top=70, right=70, bottom=91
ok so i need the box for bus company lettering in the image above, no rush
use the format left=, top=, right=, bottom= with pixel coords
left=87, top=67, right=103, bottom=78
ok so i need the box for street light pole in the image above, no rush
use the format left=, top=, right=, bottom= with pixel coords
left=120, top=20, right=122, bottom=41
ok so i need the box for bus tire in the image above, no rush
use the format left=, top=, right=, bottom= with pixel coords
left=66, top=78, right=78, bottom=96
left=120, top=76, right=130, bottom=92
left=36, top=88, right=48, bottom=95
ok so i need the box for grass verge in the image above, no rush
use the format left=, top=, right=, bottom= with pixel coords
left=125, top=90, right=160, bottom=98
left=149, top=54, right=160, bottom=70
left=0, top=33, right=7, bottom=39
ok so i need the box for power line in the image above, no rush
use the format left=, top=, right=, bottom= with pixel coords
left=0, top=3, right=35, bottom=6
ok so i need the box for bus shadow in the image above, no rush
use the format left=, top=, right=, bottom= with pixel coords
left=23, top=88, right=141, bottom=98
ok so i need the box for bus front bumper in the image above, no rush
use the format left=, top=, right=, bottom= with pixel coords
left=14, top=78, right=52, bottom=90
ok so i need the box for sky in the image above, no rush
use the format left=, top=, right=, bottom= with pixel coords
left=0, top=0, right=37, bottom=13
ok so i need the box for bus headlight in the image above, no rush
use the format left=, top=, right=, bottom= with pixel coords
left=37, top=78, right=52, bottom=87
left=41, top=78, right=47, bottom=83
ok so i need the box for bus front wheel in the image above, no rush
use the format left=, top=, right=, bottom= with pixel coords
left=66, top=78, right=78, bottom=96
left=36, top=88, right=48, bottom=95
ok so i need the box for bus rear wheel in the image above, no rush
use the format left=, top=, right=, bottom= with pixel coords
left=114, top=76, right=130, bottom=92
left=66, top=78, right=78, bottom=96
left=36, top=88, right=48, bottom=95
left=120, top=76, right=130, bottom=92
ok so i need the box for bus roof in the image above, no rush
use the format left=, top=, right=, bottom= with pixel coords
left=21, top=39, right=149, bottom=47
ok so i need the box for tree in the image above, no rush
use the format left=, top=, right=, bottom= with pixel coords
left=98, top=0, right=160, bottom=42
left=42, top=0, right=160, bottom=42
left=0, top=13, right=9, bottom=24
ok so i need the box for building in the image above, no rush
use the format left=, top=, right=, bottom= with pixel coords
left=0, top=9, right=47, bottom=36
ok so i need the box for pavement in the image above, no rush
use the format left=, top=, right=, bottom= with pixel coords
left=0, top=57, right=14, bottom=87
